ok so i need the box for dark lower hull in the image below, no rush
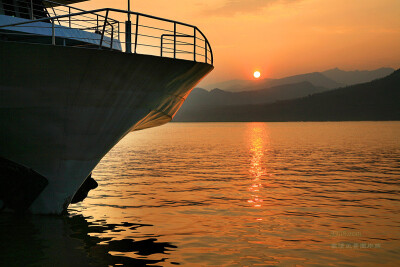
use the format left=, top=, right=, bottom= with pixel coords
left=0, top=41, right=213, bottom=214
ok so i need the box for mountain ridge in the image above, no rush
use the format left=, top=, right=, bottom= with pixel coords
left=201, top=67, right=395, bottom=92
left=180, top=81, right=325, bottom=110
left=174, top=69, right=400, bottom=122
left=321, top=67, right=394, bottom=86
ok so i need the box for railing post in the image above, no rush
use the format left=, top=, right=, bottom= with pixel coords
left=134, top=15, right=139, bottom=53
left=160, top=35, right=163, bottom=57
left=52, top=19, right=55, bottom=45
left=173, top=22, right=176, bottom=59
left=30, top=0, right=34, bottom=20
left=125, top=20, right=132, bottom=53
left=99, top=9, right=109, bottom=49
left=69, top=7, right=71, bottom=28
left=211, top=46, right=213, bottom=65
left=110, top=26, right=114, bottom=50
left=205, top=40, right=207, bottom=64
left=127, top=0, right=131, bottom=53
left=193, top=28, right=196, bottom=62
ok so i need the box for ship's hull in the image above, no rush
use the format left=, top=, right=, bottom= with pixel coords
left=0, top=41, right=213, bottom=214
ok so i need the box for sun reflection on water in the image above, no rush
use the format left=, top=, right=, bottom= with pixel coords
left=247, top=123, right=269, bottom=212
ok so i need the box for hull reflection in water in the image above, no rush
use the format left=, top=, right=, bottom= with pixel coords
left=0, top=212, right=177, bottom=266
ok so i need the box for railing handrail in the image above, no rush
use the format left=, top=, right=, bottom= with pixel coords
left=0, top=8, right=193, bottom=31
left=0, top=7, right=213, bottom=65
left=43, top=0, right=119, bottom=24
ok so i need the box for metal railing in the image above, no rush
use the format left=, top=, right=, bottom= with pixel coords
left=1, top=0, right=48, bottom=20
left=0, top=2, right=213, bottom=65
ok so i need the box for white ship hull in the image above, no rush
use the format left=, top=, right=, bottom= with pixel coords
left=0, top=41, right=213, bottom=214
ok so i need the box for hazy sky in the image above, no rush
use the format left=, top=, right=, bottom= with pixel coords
left=75, top=0, right=400, bottom=86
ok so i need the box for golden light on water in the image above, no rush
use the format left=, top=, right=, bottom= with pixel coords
left=62, top=122, right=400, bottom=265
left=247, top=123, right=268, bottom=210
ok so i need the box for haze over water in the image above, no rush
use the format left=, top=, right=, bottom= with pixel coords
left=1, top=122, right=399, bottom=266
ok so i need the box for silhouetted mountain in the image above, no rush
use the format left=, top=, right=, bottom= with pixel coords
left=200, top=67, right=394, bottom=92
left=201, top=79, right=261, bottom=92
left=202, top=72, right=342, bottom=92
left=181, top=81, right=324, bottom=109
left=174, top=69, right=400, bottom=121
left=322, top=67, right=394, bottom=86
left=260, top=72, right=342, bottom=90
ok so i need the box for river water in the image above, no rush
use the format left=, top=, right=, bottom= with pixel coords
left=1, top=122, right=400, bottom=266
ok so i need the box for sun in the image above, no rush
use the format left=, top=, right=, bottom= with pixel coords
left=253, top=71, right=261, bottom=79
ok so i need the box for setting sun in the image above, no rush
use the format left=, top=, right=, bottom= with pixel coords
left=253, top=71, right=261, bottom=79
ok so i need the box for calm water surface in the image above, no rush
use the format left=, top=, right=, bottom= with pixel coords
left=1, top=122, right=400, bottom=266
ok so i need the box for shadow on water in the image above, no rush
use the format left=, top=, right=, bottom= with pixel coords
left=0, top=213, right=177, bottom=266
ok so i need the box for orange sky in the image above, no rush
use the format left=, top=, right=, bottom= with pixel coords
left=75, top=0, right=400, bottom=86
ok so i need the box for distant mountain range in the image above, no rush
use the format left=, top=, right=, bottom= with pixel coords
left=321, top=67, right=395, bottom=86
left=202, top=67, right=395, bottom=92
left=174, top=68, right=400, bottom=122
left=181, top=81, right=325, bottom=108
